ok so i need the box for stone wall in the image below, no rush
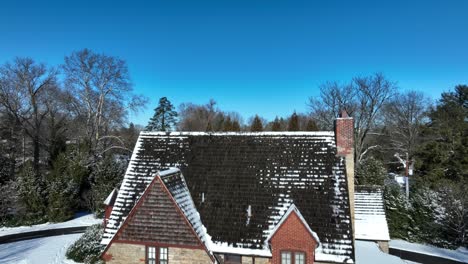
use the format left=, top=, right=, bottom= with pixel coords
left=103, top=243, right=145, bottom=264
left=169, top=247, right=213, bottom=264
left=103, top=242, right=212, bottom=264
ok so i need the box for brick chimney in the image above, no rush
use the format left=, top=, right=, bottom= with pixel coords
left=334, top=110, right=355, bottom=242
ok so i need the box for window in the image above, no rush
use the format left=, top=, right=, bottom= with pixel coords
left=281, top=252, right=291, bottom=264
left=280, top=251, right=306, bottom=264
left=147, top=246, right=156, bottom=264
left=225, top=254, right=242, bottom=264
left=159, top=247, right=168, bottom=264
left=294, top=252, right=305, bottom=264
left=146, top=246, right=168, bottom=264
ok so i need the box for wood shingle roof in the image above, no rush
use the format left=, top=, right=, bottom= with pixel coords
left=103, top=132, right=354, bottom=262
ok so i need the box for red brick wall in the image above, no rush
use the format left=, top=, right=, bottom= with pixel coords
left=270, top=212, right=317, bottom=264
left=335, top=112, right=354, bottom=157
left=104, top=205, right=113, bottom=227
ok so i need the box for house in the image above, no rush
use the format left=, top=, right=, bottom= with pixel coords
left=354, top=186, right=390, bottom=253
left=101, top=112, right=356, bottom=264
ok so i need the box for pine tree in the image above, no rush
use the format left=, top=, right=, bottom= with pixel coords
left=251, top=115, right=263, bottom=132
left=47, top=151, right=88, bottom=222
left=17, top=162, right=47, bottom=222
left=223, top=116, right=233, bottom=131
left=90, top=157, right=126, bottom=216
left=305, top=119, right=319, bottom=131
left=272, top=117, right=282, bottom=131
left=146, top=97, right=178, bottom=131
left=232, top=120, right=241, bottom=132
left=417, top=85, right=468, bottom=184
left=288, top=112, right=299, bottom=131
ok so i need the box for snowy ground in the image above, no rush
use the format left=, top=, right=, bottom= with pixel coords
left=356, top=240, right=413, bottom=264
left=0, top=233, right=81, bottom=264
left=0, top=212, right=101, bottom=237
left=390, top=239, right=468, bottom=263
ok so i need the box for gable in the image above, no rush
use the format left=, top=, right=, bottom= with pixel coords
left=115, top=176, right=202, bottom=247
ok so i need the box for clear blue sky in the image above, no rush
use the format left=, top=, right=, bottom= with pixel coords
left=1, top=0, right=467, bottom=125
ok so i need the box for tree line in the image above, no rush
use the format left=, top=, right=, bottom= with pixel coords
left=0, top=51, right=466, bottom=249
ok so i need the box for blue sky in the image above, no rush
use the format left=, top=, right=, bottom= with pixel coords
left=1, top=0, right=467, bottom=125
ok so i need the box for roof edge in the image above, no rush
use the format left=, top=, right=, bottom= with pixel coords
left=140, top=131, right=334, bottom=137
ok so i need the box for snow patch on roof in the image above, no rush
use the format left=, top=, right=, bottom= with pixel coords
left=103, top=188, right=118, bottom=206
left=354, top=186, right=390, bottom=241
left=141, top=131, right=334, bottom=137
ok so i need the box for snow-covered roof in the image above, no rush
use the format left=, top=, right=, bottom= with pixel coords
left=102, top=132, right=354, bottom=262
left=103, top=188, right=118, bottom=206
left=159, top=168, right=210, bottom=247
left=354, top=186, right=390, bottom=241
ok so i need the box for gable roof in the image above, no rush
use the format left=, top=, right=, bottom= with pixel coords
left=103, top=131, right=354, bottom=262
left=102, top=169, right=214, bottom=261
left=354, top=186, right=390, bottom=241
left=265, top=203, right=320, bottom=246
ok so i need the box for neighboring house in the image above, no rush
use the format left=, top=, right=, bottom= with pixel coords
left=101, top=112, right=356, bottom=264
left=354, top=186, right=390, bottom=253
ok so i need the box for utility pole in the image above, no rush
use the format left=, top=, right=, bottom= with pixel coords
left=405, top=152, right=409, bottom=199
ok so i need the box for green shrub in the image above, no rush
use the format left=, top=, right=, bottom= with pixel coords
left=356, top=157, right=387, bottom=185
left=90, top=157, right=125, bottom=216
left=47, top=152, right=88, bottom=222
left=17, top=162, right=47, bottom=223
left=66, top=224, right=105, bottom=263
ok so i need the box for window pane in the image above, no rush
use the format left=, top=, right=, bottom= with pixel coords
left=281, top=252, right=291, bottom=264
left=160, top=247, right=168, bottom=262
left=147, top=246, right=156, bottom=259
left=295, top=252, right=305, bottom=264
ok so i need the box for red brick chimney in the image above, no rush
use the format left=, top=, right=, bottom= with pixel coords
left=335, top=110, right=354, bottom=157
left=334, top=110, right=355, bottom=244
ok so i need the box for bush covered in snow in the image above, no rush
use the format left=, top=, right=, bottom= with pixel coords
left=385, top=181, right=468, bottom=249
left=66, top=224, right=105, bottom=264
left=17, top=162, right=48, bottom=223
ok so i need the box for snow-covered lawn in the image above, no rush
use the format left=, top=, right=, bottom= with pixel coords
left=356, top=240, right=412, bottom=264
left=0, top=212, right=101, bottom=237
left=390, top=239, right=468, bottom=263
left=0, top=233, right=81, bottom=264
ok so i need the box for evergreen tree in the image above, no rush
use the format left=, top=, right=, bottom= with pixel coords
left=223, top=116, right=233, bottom=131
left=90, top=157, right=126, bottom=216
left=272, top=117, right=282, bottom=131
left=305, top=119, right=319, bottom=131
left=355, top=157, right=387, bottom=185
left=417, top=85, right=468, bottom=184
left=47, top=151, right=88, bottom=222
left=232, top=120, right=241, bottom=132
left=288, top=112, right=299, bottom=131
left=250, top=115, right=263, bottom=132
left=384, top=184, right=414, bottom=240
left=17, top=162, right=47, bottom=222
left=146, top=97, right=178, bottom=131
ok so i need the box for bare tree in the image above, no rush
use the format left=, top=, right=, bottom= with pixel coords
left=308, top=73, right=397, bottom=166
left=0, top=58, right=58, bottom=172
left=177, top=100, right=244, bottom=131
left=384, top=90, right=430, bottom=159
left=63, top=49, right=146, bottom=157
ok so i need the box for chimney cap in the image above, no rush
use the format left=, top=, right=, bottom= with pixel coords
left=339, top=110, right=350, bottom=118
